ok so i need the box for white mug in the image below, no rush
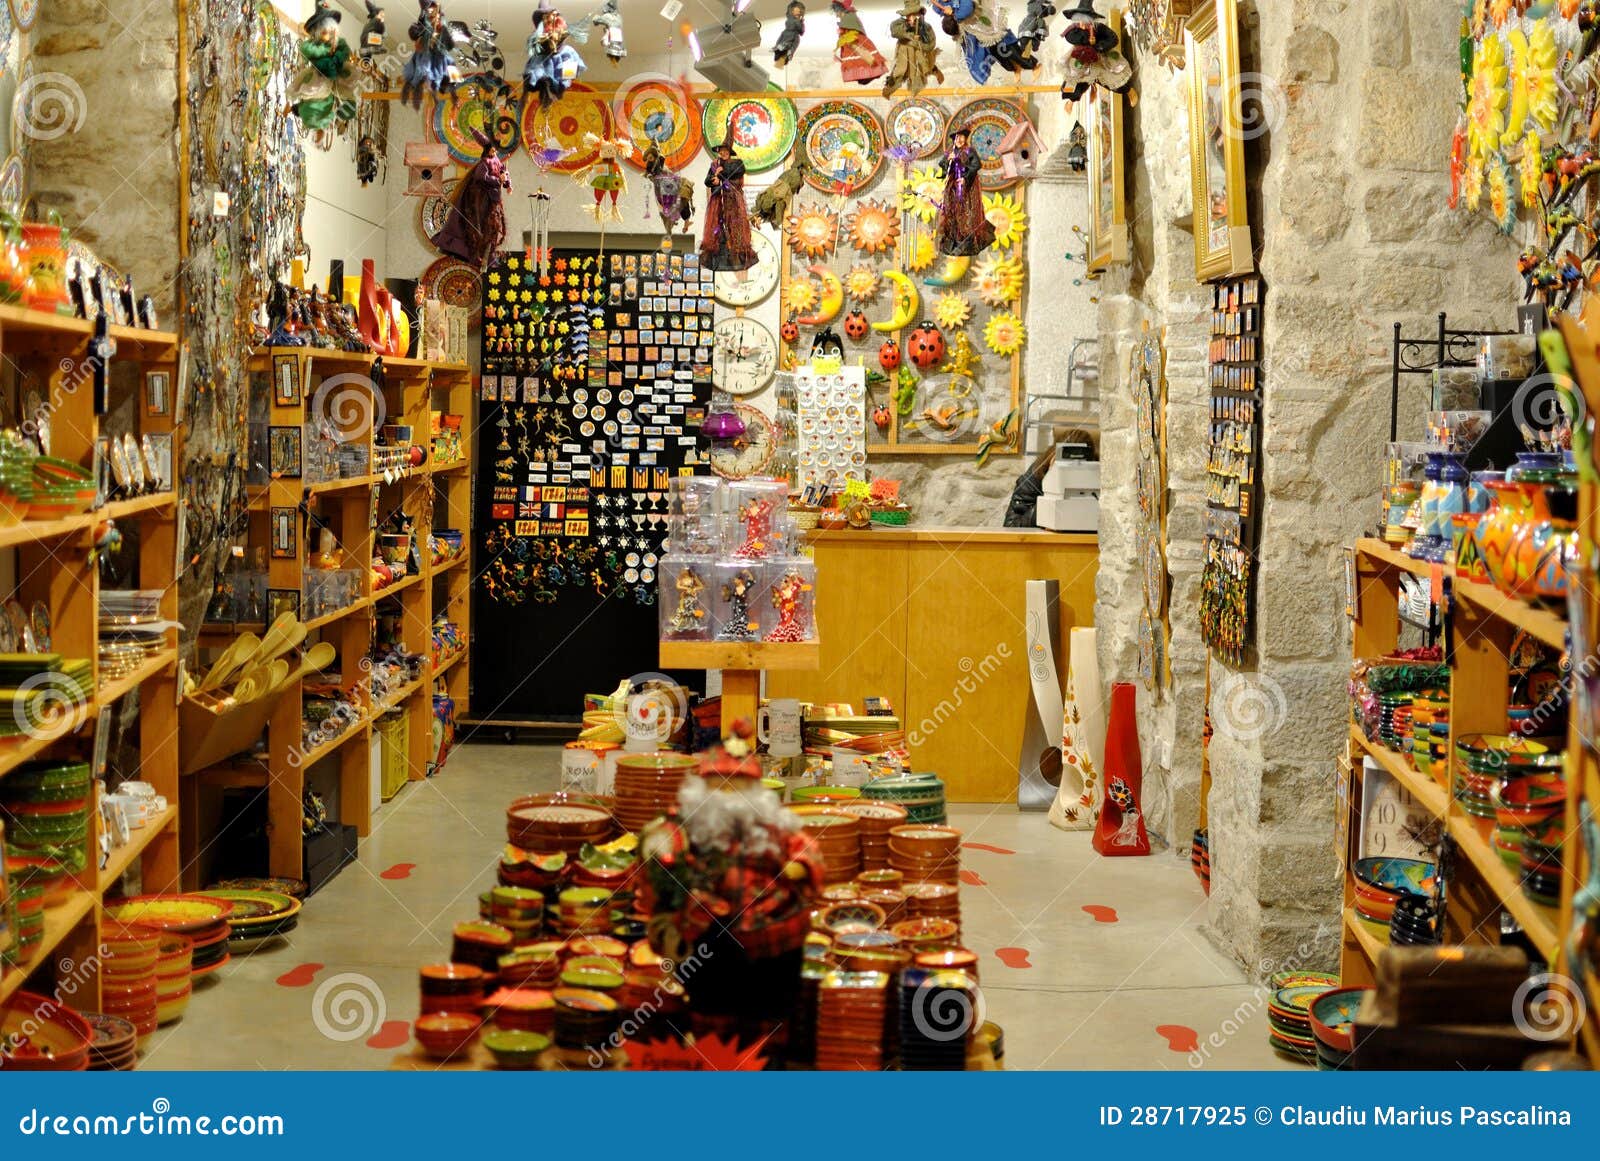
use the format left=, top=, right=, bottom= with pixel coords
left=758, top=698, right=803, bottom=757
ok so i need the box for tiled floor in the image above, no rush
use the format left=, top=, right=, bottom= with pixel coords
left=143, top=742, right=1295, bottom=1070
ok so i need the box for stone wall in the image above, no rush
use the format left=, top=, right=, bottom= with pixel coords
left=1094, top=0, right=1523, bottom=973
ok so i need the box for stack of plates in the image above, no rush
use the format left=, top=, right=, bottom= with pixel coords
left=1376, top=693, right=1412, bottom=751
left=554, top=886, right=615, bottom=937
left=419, top=963, right=487, bottom=1015
left=862, top=773, right=946, bottom=824
left=815, top=900, right=886, bottom=939
left=0, top=657, right=92, bottom=741
left=904, top=882, right=961, bottom=928
left=914, top=947, right=980, bottom=980
left=483, top=987, right=557, bottom=1034
left=1267, top=978, right=1335, bottom=1065
left=99, top=924, right=162, bottom=1047
left=451, top=921, right=514, bottom=972
left=1455, top=733, right=1561, bottom=820
left=899, top=967, right=977, bottom=1070
left=1388, top=893, right=1439, bottom=946
left=105, top=895, right=233, bottom=979
left=1309, top=986, right=1368, bottom=1070
left=197, top=888, right=302, bottom=949
left=506, top=794, right=615, bottom=854
left=4, top=852, right=71, bottom=966
left=799, top=811, right=862, bottom=883
left=815, top=970, right=890, bottom=1070
left=154, top=933, right=194, bottom=1025
left=210, top=876, right=309, bottom=900
left=498, top=948, right=563, bottom=989
left=99, top=590, right=169, bottom=677
left=552, top=987, right=621, bottom=1052
left=613, top=753, right=697, bottom=833
left=1350, top=857, right=1434, bottom=926
left=1, top=761, right=92, bottom=887
left=0, top=990, right=93, bottom=1070
left=888, top=824, right=962, bottom=885
left=85, top=1012, right=139, bottom=1071
left=499, top=849, right=568, bottom=891
left=837, top=801, right=907, bottom=871
left=789, top=961, right=827, bottom=1066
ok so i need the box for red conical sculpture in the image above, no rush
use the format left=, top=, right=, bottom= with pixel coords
left=1093, top=681, right=1150, bottom=856
left=357, top=258, right=384, bottom=352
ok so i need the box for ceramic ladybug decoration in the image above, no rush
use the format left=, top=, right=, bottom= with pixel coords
left=878, top=338, right=901, bottom=371
left=843, top=309, right=869, bottom=340
left=872, top=402, right=892, bottom=433
left=780, top=314, right=801, bottom=344
left=907, top=320, right=946, bottom=370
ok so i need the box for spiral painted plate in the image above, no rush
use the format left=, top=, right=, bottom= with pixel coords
left=615, top=76, right=702, bottom=171
left=520, top=82, right=612, bottom=174
left=797, top=99, right=885, bottom=194
left=419, top=257, right=482, bottom=315
left=7, top=0, right=33, bottom=31
left=434, top=75, right=520, bottom=164
left=419, top=178, right=461, bottom=245
left=701, top=96, right=798, bottom=174
left=1143, top=534, right=1165, bottom=616
left=950, top=98, right=1028, bottom=190
left=886, top=97, right=947, bottom=160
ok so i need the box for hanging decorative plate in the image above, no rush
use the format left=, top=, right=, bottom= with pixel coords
left=1137, top=606, right=1161, bottom=691
left=520, top=82, right=612, bottom=174
left=0, top=3, right=13, bottom=76
left=434, top=76, right=520, bottom=164
left=846, top=199, right=899, bottom=254
left=701, top=96, right=799, bottom=174
left=797, top=99, right=885, bottom=193
left=1136, top=372, right=1156, bottom=462
left=886, top=97, right=947, bottom=160
left=709, top=403, right=778, bottom=479
left=7, top=0, right=34, bottom=32
left=950, top=98, right=1028, bottom=190
left=419, top=257, right=482, bottom=315
left=1143, top=535, right=1165, bottom=616
left=784, top=204, right=839, bottom=258
left=983, top=312, right=1026, bottom=356
left=615, top=75, right=702, bottom=171
left=419, top=178, right=461, bottom=246
left=0, top=151, right=23, bottom=215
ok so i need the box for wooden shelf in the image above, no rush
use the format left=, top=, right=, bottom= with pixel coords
left=0, top=512, right=93, bottom=550
left=1355, top=537, right=1431, bottom=577
left=374, top=677, right=427, bottom=715
left=306, top=473, right=376, bottom=496
left=0, top=704, right=96, bottom=782
left=1348, top=726, right=1449, bottom=818
left=97, top=804, right=178, bottom=893
left=1447, top=812, right=1563, bottom=961
left=304, top=596, right=373, bottom=632
left=430, top=553, right=468, bottom=578
left=658, top=640, right=822, bottom=671
left=97, top=648, right=177, bottom=708
left=431, top=459, right=470, bottom=475
left=101, top=492, right=176, bottom=521
left=433, top=649, right=466, bottom=679
left=1453, top=581, right=1568, bottom=651
left=374, top=572, right=424, bottom=600
left=1343, top=906, right=1390, bottom=963
left=0, top=888, right=96, bottom=1004
left=299, top=717, right=370, bottom=769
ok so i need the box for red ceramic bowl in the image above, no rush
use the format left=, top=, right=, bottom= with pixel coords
left=419, top=963, right=487, bottom=996
left=414, top=1012, right=482, bottom=1060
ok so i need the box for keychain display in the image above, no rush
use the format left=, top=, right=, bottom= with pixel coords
left=795, top=365, right=868, bottom=491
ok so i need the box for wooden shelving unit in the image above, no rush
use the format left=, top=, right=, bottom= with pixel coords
left=184, top=349, right=472, bottom=881
left=659, top=641, right=821, bottom=726
left=0, top=304, right=181, bottom=1012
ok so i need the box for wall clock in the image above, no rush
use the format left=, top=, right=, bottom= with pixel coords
left=712, top=316, right=778, bottom=397
left=709, top=403, right=778, bottom=479
left=713, top=231, right=778, bottom=307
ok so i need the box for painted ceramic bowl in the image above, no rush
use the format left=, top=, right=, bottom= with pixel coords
left=104, top=894, right=234, bottom=934
left=1351, top=857, right=1434, bottom=897
left=414, top=1012, right=483, bottom=1060
left=482, top=1028, right=551, bottom=1070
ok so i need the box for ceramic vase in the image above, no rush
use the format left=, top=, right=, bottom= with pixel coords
left=1473, top=479, right=1534, bottom=592
left=1506, top=451, right=1568, bottom=485
left=1409, top=454, right=1443, bottom=559
left=357, top=259, right=384, bottom=352
left=1093, top=682, right=1150, bottom=857
left=1050, top=628, right=1104, bottom=832
left=20, top=220, right=69, bottom=315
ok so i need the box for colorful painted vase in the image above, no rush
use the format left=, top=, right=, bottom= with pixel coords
left=1409, top=455, right=1443, bottom=560
left=20, top=218, right=70, bottom=315
left=1505, top=451, right=1570, bottom=485
left=1384, top=482, right=1420, bottom=545
left=1522, top=485, right=1579, bottom=604
left=1472, top=478, right=1534, bottom=592
left=1452, top=512, right=1488, bottom=583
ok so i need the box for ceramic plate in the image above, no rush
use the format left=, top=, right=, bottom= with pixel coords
left=433, top=74, right=520, bottom=164
left=797, top=99, right=885, bottom=193
left=106, top=894, right=235, bottom=934
left=519, top=82, right=612, bottom=174
left=616, top=76, right=702, bottom=171
left=886, top=97, right=947, bottom=160
left=419, top=178, right=461, bottom=245
left=418, top=257, right=481, bottom=315
left=701, top=96, right=799, bottom=174
left=949, top=98, right=1029, bottom=190
left=28, top=600, right=48, bottom=653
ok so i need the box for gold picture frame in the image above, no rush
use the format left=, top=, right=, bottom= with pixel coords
left=1186, top=0, right=1254, bottom=282
left=1087, top=85, right=1128, bottom=272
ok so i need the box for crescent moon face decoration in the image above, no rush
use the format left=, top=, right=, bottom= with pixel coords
left=873, top=269, right=921, bottom=332
left=796, top=264, right=844, bottom=326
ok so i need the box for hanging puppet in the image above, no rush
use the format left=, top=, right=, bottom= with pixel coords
left=643, top=145, right=696, bottom=238
left=751, top=155, right=807, bottom=228
left=359, top=2, right=388, bottom=61
left=1059, top=0, right=1131, bottom=100
left=523, top=0, right=588, bottom=109
left=1017, top=0, right=1055, bottom=51
left=434, top=128, right=510, bottom=270
left=588, top=0, right=627, bottom=62
left=935, top=126, right=995, bottom=256
left=883, top=0, right=943, bottom=99
left=931, top=0, right=1038, bottom=83
left=773, top=1, right=806, bottom=67
left=291, top=0, right=362, bottom=140
left=572, top=131, right=631, bottom=223
left=401, top=0, right=461, bottom=108
left=832, top=0, right=887, bottom=84
left=701, top=136, right=758, bottom=273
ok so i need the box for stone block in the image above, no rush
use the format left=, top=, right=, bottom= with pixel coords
left=1283, top=25, right=1340, bottom=82
left=1356, top=66, right=1459, bottom=173
left=1367, top=0, right=1408, bottom=69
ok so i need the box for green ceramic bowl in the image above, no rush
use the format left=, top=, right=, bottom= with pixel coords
left=482, top=1028, right=551, bottom=1069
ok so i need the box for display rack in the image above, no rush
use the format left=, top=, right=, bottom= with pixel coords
left=0, top=304, right=181, bottom=1011
left=187, top=349, right=472, bottom=881
left=658, top=641, right=820, bottom=727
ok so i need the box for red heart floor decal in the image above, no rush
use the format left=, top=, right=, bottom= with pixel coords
left=1155, top=1024, right=1199, bottom=1053
left=365, top=1020, right=411, bottom=1050
left=994, top=946, right=1032, bottom=969
left=275, top=963, right=324, bottom=988
left=379, top=863, right=416, bottom=880
left=961, top=842, right=1016, bottom=855
left=1081, top=904, right=1119, bottom=923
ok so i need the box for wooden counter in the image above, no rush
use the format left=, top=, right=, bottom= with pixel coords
left=768, top=526, right=1098, bottom=802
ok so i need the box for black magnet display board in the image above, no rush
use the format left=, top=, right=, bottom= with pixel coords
left=471, top=246, right=715, bottom=721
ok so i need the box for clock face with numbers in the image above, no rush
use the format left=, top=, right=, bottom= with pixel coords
left=713, top=231, right=779, bottom=307
left=712, top=316, right=778, bottom=397
left=709, top=403, right=778, bottom=480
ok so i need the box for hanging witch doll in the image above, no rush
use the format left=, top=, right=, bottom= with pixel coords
left=832, top=0, right=887, bottom=84
left=523, top=0, right=588, bottom=109
left=401, top=0, right=461, bottom=109
left=936, top=127, right=995, bottom=256
left=883, top=0, right=943, bottom=98
left=1058, top=0, right=1132, bottom=101
left=589, top=0, right=627, bottom=62
left=701, top=135, right=757, bottom=273
left=773, top=0, right=806, bottom=67
left=434, top=128, right=511, bottom=269
left=643, top=144, right=695, bottom=238
left=291, top=0, right=362, bottom=140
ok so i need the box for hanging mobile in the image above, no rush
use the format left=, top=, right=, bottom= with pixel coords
left=528, top=189, right=553, bottom=276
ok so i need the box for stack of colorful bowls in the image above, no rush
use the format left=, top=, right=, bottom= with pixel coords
left=816, top=900, right=887, bottom=939
left=414, top=1012, right=483, bottom=1061
left=1500, top=772, right=1568, bottom=907
left=498, top=848, right=567, bottom=891
left=1406, top=689, right=1448, bottom=777
left=551, top=987, right=621, bottom=1057
left=899, top=966, right=977, bottom=1070
left=1, top=760, right=92, bottom=882
left=890, top=916, right=960, bottom=951
left=450, top=921, right=513, bottom=972
left=106, top=896, right=233, bottom=979
left=2, top=854, right=61, bottom=966
left=0, top=663, right=92, bottom=742
left=84, top=1012, right=139, bottom=1071
left=888, top=824, right=962, bottom=885
left=196, top=888, right=302, bottom=949
left=1455, top=733, right=1561, bottom=821
left=0, top=990, right=94, bottom=1070
left=498, top=947, right=562, bottom=989
left=554, top=886, right=615, bottom=937
left=860, top=887, right=907, bottom=926
left=904, top=881, right=961, bottom=928
left=99, top=924, right=161, bottom=1047
left=560, top=963, right=623, bottom=997
left=1388, top=893, right=1439, bottom=946
left=798, top=811, right=862, bottom=883
left=862, top=773, right=946, bottom=824
left=914, top=947, right=980, bottom=980
left=838, top=801, right=907, bottom=871
left=0, top=824, right=12, bottom=966
left=1351, top=857, right=1434, bottom=927
left=612, top=753, right=697, bottom=832
left=486, top=886, right=544, bottom=938
left=154, top=933, right=193, bottom=1025
left=1376, top=692, right=1412, bottom=751
left=832, top=929, right=906, bottom=973
left=483, top=987, right=556, bottom=1034
left=505, top=794, right=614, bottom=855
left=790, top=961, right=826, bottom=1065
left=1308, top=985, right=1367, bottom=1070
left=1267, top=975, right=1336, bottom=1065
left=815, top=969, right=890, bottom=1070
left=419, top=963, right=487, bottom=1015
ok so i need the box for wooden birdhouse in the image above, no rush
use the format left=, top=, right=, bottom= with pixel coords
left=404, top=142, right=451, bottom=197
left=998, top=121, right=1045, bottom=181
